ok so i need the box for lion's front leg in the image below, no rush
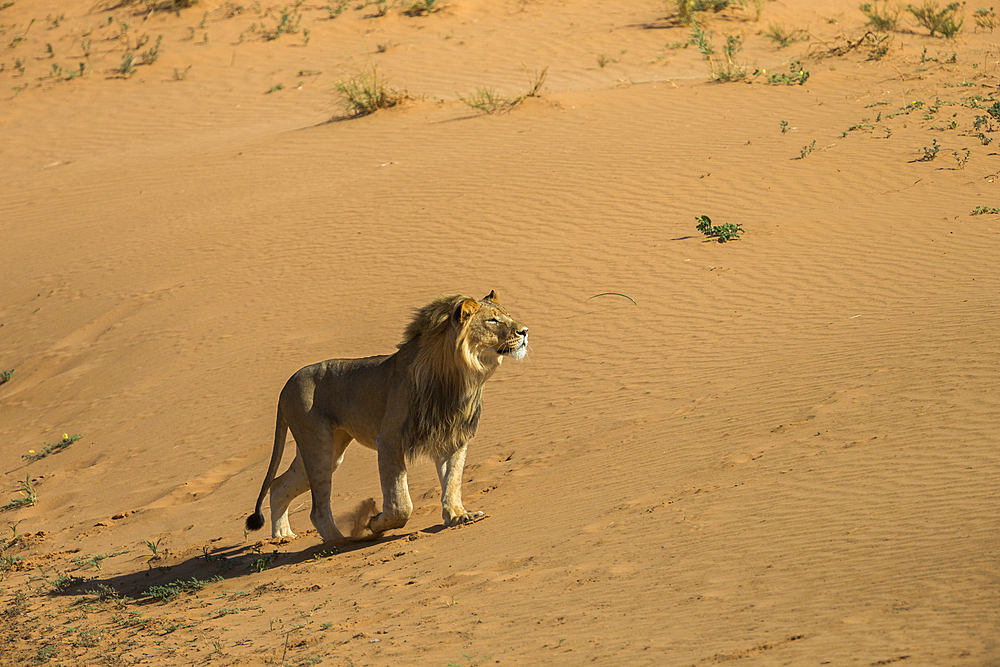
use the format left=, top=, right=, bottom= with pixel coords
left=436, top=444, right=484, bottom=527
left=368, top=439, right=413, bottom=535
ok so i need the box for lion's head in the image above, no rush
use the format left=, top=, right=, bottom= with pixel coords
left=402, top=290, right=528, bottom=377
left=457, top=290, right=529, bottom=365
left=400, top=291, right=527, bottom=457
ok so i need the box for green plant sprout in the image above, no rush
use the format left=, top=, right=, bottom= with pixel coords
left=919, top=138, right=941, bottom=160
left=2, top=475, right=36, bottom=511
left=143, top=538, right=162, bottom=556
left=696, top=215, right=744, bottom=242
left=24, top=433, right=81, bottom=462
left=764, top=60, right=810, bottom=85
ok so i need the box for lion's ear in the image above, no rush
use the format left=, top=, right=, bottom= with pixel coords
left=454, top=298, right=480, bottom=325
left=483, top=290, right=500, bottom=304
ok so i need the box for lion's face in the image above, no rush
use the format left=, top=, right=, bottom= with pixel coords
left=456, top=291, right=528, bottom=365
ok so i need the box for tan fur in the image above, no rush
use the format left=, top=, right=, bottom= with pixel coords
left=245, top=291, right=528, bottom=541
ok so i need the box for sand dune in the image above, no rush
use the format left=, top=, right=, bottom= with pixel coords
left=2, top=0, right=999, bottom=664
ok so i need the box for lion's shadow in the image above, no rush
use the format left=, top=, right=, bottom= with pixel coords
left=51, top=530, right=429, bottom=602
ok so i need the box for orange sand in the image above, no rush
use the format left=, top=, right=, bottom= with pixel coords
left=1, top=0, right=999, bottom=664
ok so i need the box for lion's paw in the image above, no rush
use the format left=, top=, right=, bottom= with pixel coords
left=444, top=510, right=485, bottom=527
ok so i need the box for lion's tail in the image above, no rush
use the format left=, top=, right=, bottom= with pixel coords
left=245, top=404, right=288, bottom=533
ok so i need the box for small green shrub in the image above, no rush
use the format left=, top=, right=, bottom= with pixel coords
left=119, top=50, right=136, bottom=77
left=403, top=0, right=439, bottom=15
left=2, top=475, right=36, bottom=512
left=919, top=138, right=941, bottom=160
left=762, top=23, right=805, bottom=47
left=764, top=60, right=810, bottom=85
left=327, top=0, right=349, bottom=17
left=695, top=215, right=744, bottom=242
left=334, top=64, right=408, bottom=117
left=691, top=26, right=749, bottom=82
left=907, top=1, right=964, bottom=37
left=143, top=576, right=222, bottom=602
left=458, top=87, right=510, bottom=113
left=974, top=7, right=998, bottom=30
left=675, top=0, right=731, bottom=23
left=263, top=5, right=302, bottom=39
left=139, top=35, right=163, bottom=65
left=971, top=204, right=1000, bottom=215
left=860, top=1, right=902, bottom=30
left=0, top=369, right=13, bottom=385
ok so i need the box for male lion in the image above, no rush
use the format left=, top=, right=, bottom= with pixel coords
left=244, top=291, right=528, bottom=542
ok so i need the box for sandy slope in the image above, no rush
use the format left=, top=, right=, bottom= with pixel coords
left=2, top=0, right=999, bottom=665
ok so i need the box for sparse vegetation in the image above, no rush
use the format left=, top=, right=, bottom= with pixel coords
left=971, top=204, right=1000, bottom=214
left=73, top=550, right=130, bottom=571
left=691, top=25, right=750, bottom=82
left=674, top=0, right=731, bottom=23
left=799, top=139, right=817, bottom=158
left=2, top=475, right=36, bottom=512
left=263, top=5, right=302, bottom=40
left=865, top=31, right=892, bottom=59
left=597, top=53, right=619, bottom=68
left=334, top=63, right=409, bottom=117
left=919, top=138, right=941, bottom=160
left=327, top=0, right=349, bottom=17
left=762, top=23, right=806, bottom=47
left=458, top=68, right=547, bottom=114
left=113, top=0, right=200, bottom=11
left=953, top=148, right=970, bottom=168
left=974, top=7, right=998, bottom=30
left=907, top=1, right=964, bottom=37
left=23, top=433, right=81, bottom=462
left=521, top=64, right=548, bottom=98
left=458, top=87, right=510, bottom=113
left=696, top=215, right=744, bottom=242
left=143, top=537, right=162, bottom=556
left=39, top=567, right=85, bottom=592
left=139, top=35, right=163, bottom=65
left=764, top=60, right=810, bottom=85
left=860, top=1, right=902, bottom=30
left=143, top=576, right=222, bottom=602
left=404, top=0, right=440, bottom=15
left=119, top=50, right=137, bottom=77
left=250, top=551, right=276, bottom=572
left=370, top=0, right=394, bottom=16
left=0, top=368, right=13, bottom=385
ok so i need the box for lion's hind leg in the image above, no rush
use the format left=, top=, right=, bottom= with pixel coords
left=297, top=427, right=352, bottom=543
left=269, top=454, right=309, bottom=539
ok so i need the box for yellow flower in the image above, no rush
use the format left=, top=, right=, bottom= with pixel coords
left=28, top=450, right=35, bottom=454
left=63, top=433, right=68, bottom=439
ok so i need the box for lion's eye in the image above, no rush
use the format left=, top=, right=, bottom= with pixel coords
left=487, top=318, right=500, bottom=324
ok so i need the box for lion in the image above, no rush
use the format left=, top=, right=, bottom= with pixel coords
left=244, top=291, right=528, bottom=542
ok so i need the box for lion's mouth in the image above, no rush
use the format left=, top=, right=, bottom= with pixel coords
left=498, top=336, right=528, bottom=359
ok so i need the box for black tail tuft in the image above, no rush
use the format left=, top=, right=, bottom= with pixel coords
left=245, top=512, right=265, bottom=532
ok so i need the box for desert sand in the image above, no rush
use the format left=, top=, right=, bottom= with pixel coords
left=1, top=0, right=999, bottom=664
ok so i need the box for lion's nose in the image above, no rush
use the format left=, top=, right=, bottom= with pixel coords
left=518, top=327, right=528, bottom=337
